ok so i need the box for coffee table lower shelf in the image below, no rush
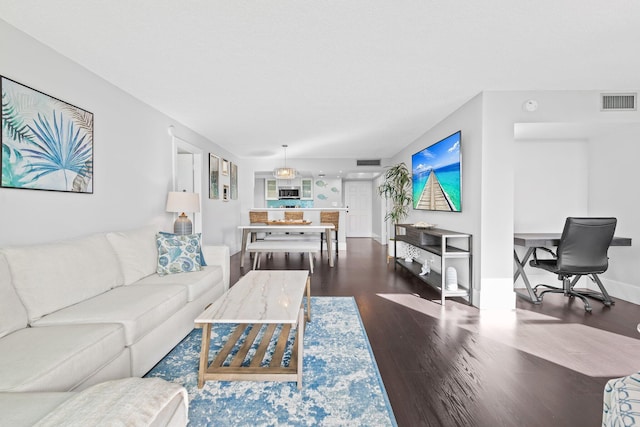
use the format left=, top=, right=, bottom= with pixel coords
left=197, top=308, right=305, bottom=389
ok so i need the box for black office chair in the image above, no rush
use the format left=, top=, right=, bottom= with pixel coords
left=529, top=217, right=617, bottom=313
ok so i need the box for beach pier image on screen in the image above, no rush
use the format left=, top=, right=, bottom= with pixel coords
left=412, top=131, right=462, bottom=212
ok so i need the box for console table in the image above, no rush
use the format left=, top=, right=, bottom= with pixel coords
left=394, top=224, right=473, bottom=306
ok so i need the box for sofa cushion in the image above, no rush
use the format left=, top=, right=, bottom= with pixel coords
left=155, top=233, right=203, bottom=276
left=2, top=234, right=124, bottom=323
left=106, top=226, right=159, bottom=285
left=135, top=266, right=223, bottom=302
left=33, top=284, right=187, bottom=346
left=159, top=231, right=207, bottom=266
left=0, top=254, right=28, bottom=338
left=0, top=392, right=74, bottom=427
left=603, top=371, right=640, bottom=427
left=0, top=324, right=126, bottom=392
left=32, top=377, right=188, bottom=427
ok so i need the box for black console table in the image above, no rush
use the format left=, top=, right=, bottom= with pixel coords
left=394, top=224, right=473, bottom=306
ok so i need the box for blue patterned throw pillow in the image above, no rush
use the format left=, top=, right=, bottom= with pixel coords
left=156, top=233, right=204, bottom=276
left=158, top=231, right=206, bottom=266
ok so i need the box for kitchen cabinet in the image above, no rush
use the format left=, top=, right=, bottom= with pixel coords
left=301, top=178, right=313, bottom=200
left=265, top=179, right=278, bottom=200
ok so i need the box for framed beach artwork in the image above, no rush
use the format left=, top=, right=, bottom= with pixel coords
left=221, top=159, right=229, bottom=176
left=1, top=76, right=94, bottom=193
left=412, top=131, right=462, bottom=212
left=209, top=153, right=220, bottom=199
left=230, top=162, right=238, bottom=200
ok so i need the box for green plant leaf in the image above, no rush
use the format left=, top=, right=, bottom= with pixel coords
left=378, top=162, right=412, bottom=224
left=1, top=144, right=30, bottom=187
left=2, top=91, right=35, bottom=144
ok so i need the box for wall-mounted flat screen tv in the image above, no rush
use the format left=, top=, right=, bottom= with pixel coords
left=412, top=131, right=461, bottom=212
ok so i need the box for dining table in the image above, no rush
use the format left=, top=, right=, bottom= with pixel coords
left=238, top=222, right=336, bottom=268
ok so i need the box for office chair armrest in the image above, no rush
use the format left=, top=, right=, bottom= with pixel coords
left=532, top=247, right=557, bottom=265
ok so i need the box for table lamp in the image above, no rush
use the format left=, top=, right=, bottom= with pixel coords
left=166, top=191, right=200, bottom=235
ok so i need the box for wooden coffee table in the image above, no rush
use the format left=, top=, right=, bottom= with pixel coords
left=195, top=270, right=311, bottom=389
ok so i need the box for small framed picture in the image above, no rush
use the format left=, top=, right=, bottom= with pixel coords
left=230, top=162, right=238, bottom=200
left=223, top=184, right=229, bottom=201
left=221, top=159, right=229, bottom=176
left=209, top=154, right=220, bottom=200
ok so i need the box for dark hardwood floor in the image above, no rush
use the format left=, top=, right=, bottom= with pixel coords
left=230, top=238, right=640, bottom=427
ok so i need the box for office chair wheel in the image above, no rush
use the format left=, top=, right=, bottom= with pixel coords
left=585, top=306, right=592, bottom=313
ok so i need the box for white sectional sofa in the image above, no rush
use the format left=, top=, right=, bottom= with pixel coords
left=0, top=226, right=229, bottom=425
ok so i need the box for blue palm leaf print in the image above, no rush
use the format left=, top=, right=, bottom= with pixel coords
left=21, top=111, right=92, bottom=189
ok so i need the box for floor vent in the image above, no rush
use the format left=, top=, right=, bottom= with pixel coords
left=601, top=93, right=636, bottom=111
left=356, top=159, right=381, bottom=166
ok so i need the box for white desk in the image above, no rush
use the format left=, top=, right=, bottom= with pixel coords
left=239, top=223, right=336, bottom=268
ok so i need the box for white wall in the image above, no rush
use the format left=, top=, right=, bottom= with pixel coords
left=371, top=177, right=384, bottom=243
left=512, top=139, right=589, bottom=298
left=484, top=90, right=640, bottom=308
left=0, top=21, right=243, bottom=251
left=390, top=89, right=640, bottom=309
left=313, top=177, right=342, bottom=208
left=514, top=140, right=589, bottom=232
left=389, top=93, right=485, bottom=306
left=588, top=124, right=640, bottom=304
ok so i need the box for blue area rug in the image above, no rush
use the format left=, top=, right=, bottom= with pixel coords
left=146, top=296, right=397, bottom=426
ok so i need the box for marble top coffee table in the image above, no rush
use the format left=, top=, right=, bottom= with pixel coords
left=195, top=270, right=311, bottom=389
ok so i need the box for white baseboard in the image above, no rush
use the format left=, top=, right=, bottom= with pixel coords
left=476, top=278, right=516, bottom=310
left=590, top=277, right=640, bottom=305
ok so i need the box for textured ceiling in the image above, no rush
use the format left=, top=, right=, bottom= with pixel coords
left=2, top=0, right=639, bottom=162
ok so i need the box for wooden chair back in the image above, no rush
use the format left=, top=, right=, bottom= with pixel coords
left=249, top=211, right=268, bottom=223
left=320, top=211, right=339, bottom=230
left=284, top=211, right=304, bottom=221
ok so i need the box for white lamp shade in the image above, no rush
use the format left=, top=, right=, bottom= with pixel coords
left=166, top=192, right=200, bottom=213
left=274, top=167, right=297, bottom=179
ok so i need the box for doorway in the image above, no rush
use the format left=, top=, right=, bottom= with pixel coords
left=344, top=180, right=373, bottom=237
left=171, top=134, right=203, bottom=233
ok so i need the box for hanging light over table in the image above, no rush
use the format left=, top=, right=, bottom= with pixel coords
left=273, top=144, right=297, bottom=179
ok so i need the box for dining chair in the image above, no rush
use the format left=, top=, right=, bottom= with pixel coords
left=249, top=211, right=269, bottom=224
left=284, top=211, right=304, bottom=221
left=319, top=211, right=339, bottom=257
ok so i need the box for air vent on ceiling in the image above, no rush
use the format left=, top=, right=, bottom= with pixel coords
left=356, top=159, right=381, bottom=166
left=601, top=93, right=636, bottom=111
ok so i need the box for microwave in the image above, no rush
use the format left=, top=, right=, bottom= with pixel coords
left=278, top=187, right=300, bottom=199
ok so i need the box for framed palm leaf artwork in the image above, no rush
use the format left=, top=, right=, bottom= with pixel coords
left=1, top=76, right=94, bottom=193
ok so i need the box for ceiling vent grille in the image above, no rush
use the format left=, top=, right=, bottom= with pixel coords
left=356, top=159, right=381, bottom=166
left=601, top=93, right=636, bottom=111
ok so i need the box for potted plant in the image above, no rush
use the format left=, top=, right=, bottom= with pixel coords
left=378, top=163, right=412, bottom=261
left=378, top=162, right=412, bottom=225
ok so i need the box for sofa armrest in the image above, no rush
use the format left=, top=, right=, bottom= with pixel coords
left=202, top=245, right=230, bottom=291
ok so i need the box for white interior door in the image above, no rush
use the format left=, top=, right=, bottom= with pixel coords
left=344, top=181, right=373, bottom=237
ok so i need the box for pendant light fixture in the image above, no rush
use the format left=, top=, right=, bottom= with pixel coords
left=273, top=144, right=297, bottom=179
